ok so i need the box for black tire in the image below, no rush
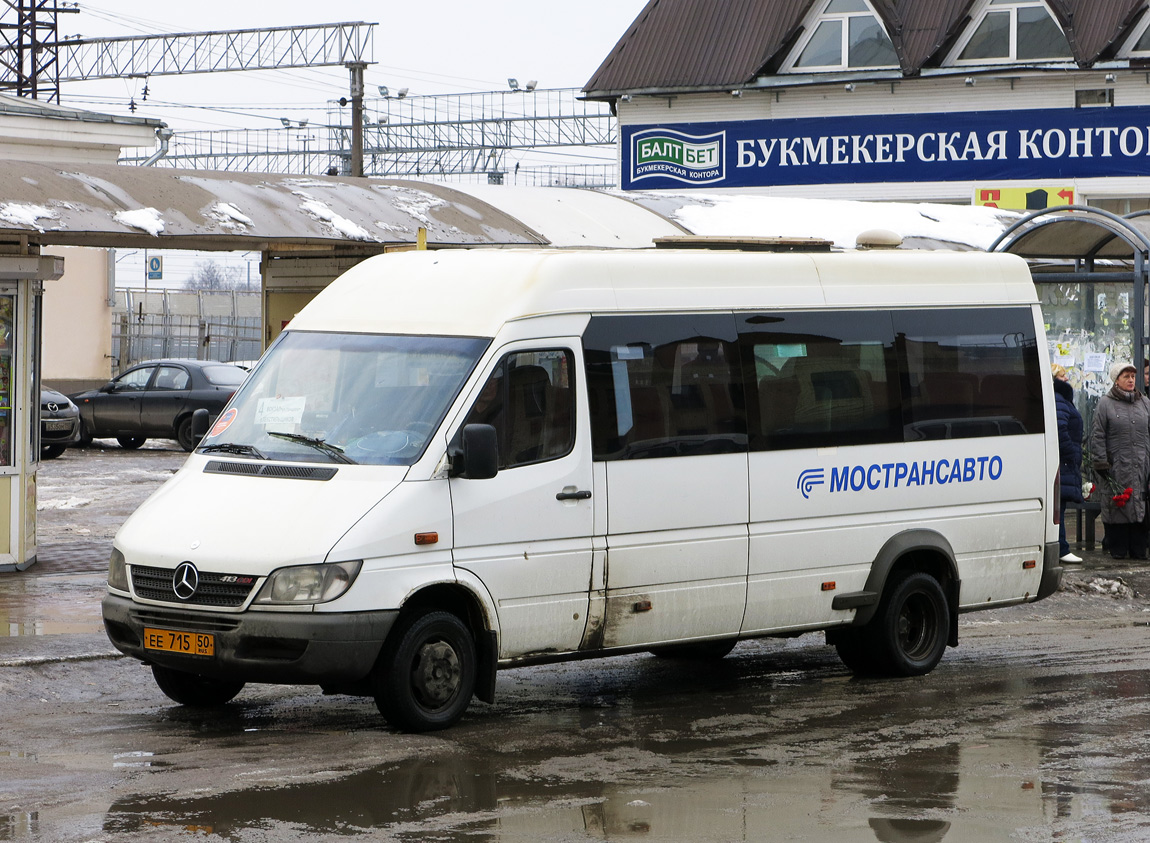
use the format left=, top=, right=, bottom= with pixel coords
left=176, top=416, right=198, bottom=452
left=151, top=665, right=244, bottom=707
left=871, top=572, right=950, bottom=677
left=649, top=638, right=737, bottom=660
left=76, top=419, right=93, bottom=448
left=40, top=443, right=66, bottom=460
left=832, top=630, right=883, bottom=675
left=373, top=610, right=476, bottom=732
left=116, top=435, right=146, bottom=450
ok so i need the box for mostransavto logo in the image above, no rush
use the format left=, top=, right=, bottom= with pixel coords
left=797, top=456, right=1004, bottom=499
left=632, top=128, right=725, bottom=185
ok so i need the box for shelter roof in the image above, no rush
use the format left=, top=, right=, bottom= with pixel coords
left=0, top=160, right=559, bottom=252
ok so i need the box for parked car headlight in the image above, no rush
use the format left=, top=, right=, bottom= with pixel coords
left=108, top=548, right=129, bottom=592
left=254, top=560, right=362, bottom=605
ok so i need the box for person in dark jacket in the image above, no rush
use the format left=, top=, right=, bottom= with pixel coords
left=1052, top=364, right=1084, bottom=563
left=1089, top=361, right=1150, bottom=560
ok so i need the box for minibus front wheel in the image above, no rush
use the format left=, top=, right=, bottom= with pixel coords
left=151, top=665, right=245, bottom=707
left=373, top=609, right=477, bottom=732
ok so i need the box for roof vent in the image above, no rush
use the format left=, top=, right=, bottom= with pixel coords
left=855, top=229, right=903, bottom=249
left=653, top=235, right=834, bottom=252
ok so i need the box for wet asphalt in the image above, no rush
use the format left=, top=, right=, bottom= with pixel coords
left=2, top=446, right=1150, bottom=841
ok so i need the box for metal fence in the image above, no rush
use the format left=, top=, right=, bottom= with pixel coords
left=112, top=288, right=261, bottom=373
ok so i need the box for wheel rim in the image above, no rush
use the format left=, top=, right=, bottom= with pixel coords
left=410, top=638, right=462, bottom=709
left=896, top=592, right=939, bottom=661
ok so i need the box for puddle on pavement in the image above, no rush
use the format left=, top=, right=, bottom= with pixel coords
left=0, top=573, right=104, bottom=636
left=99, top=734, right=1137, bottom=841
left=0, top=812, right=37, bottom=841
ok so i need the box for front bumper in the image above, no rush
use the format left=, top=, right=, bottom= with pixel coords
left=41, top=415, right=80, bottom=445
left=102, top=593, right=398, bottom=685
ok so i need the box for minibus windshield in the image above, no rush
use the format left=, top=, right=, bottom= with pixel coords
left=200, top=332, right=489, bottom=465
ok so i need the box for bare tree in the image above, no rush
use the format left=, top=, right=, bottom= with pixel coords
left=186, top=261, right=252, bottom=291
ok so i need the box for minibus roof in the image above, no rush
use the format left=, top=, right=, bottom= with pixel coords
left=287, top=247, right=1037, bottom=338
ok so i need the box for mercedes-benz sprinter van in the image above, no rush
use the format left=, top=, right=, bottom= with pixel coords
left=102, top=243, right=1061, bottom=731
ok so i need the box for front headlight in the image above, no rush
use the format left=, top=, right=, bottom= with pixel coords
left=108, top=547, right=129, bottom=592
left=253, top=560, right=362, bottom=605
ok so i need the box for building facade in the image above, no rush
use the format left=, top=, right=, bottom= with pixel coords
left=585, top=0, right=1150, bottom=214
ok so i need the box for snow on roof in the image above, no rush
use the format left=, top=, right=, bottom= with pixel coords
left=619, top=191, right=1022, bottom=251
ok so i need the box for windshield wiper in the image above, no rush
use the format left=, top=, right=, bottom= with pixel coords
left=199, top=443, right=267, bottom=459
left=266, top=431, right=356, bottom=464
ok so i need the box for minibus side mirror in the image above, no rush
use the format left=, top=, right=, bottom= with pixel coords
left=191, top=408, right=211, bottom=441
left=457, top=423, right=499, bottom=480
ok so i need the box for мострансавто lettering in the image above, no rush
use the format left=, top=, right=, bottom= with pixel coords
left=830, top=456, right=1004, bottom=492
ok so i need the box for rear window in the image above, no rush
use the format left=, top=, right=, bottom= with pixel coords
left=202, top=365, right=248, bottom=386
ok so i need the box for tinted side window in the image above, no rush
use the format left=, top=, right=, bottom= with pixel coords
left=583, top=314, right=745, bottom=460
left=895, top=307, right=1044, bottom=439
left=463, top=349, right=574, bottom=469
left=154, top=366, right=190, bottom=390
left=116, top=366, right=155, bottom=390
left=739, top=311, right=901, bottom=451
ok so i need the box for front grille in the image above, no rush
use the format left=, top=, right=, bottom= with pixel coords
left=131, top=564, right=259, bottom=608
left=131, top=609, right=243, bottom=633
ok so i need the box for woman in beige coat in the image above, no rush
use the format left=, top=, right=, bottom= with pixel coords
left=1090, top=361, right=1150, bottom=559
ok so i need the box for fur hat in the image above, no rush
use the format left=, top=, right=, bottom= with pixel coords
left=1110, top=360, right=1136, bottom=383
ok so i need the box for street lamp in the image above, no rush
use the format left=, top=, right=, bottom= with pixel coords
left=378, top=85, right=389, bottom=97
left=508, top=77, right=519, bottom=91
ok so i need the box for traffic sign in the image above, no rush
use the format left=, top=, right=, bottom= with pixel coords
left=147, top=256, right=163, bottom=281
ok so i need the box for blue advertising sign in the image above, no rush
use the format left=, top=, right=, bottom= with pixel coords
left=621, top=105, right=1150, bottom=190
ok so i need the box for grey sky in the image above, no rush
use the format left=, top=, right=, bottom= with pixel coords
left=64, top=1, right=646, bottom=132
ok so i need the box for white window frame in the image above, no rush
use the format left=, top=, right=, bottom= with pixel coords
left=949, top=0, right=1072, bottom=65
left=1119, top=10, right=1150, bottom=58
left=782, top=0, right=898, bottom=73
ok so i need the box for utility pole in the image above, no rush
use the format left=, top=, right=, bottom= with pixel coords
left=348, top=61, right=365, bottom=177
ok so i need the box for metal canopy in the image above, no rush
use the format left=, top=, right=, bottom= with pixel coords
left=992, top=205, right=1150, bottom=379
left=0, top=159, right=549, bottom=253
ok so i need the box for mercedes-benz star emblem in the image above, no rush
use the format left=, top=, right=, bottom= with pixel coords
left=172, top=562, right=199, bottom=601
left=46, top=402, right=58, bottom=413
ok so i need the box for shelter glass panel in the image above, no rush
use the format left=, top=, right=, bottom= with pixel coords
left=1038, top=280, right=1132, bottom=466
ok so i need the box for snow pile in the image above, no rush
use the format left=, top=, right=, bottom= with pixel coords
left=650, top=193, right=1018, bottom=250
left=36, top=497, right=91, bottom=511
left=296, top=196, right=374, bottom=241
left=209, top=202, right=253, bottom=231
left=1065, top=576, right=1135, bottom=599
left=113, top=207, right=165, bottom=237
left=0, top=202, right=57, bottom=232
left=379, top=186, right=446, bottom=227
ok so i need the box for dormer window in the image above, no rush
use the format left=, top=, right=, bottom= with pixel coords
left=956, top=0, right=1071, bottom=63
left=790, top=0, right=898, bottom=71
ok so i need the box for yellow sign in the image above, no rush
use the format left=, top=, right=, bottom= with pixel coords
left=973, top=186, right=1075, bottom=211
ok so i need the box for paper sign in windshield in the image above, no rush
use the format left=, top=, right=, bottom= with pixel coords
left=256, top=396, right=306, bottom=426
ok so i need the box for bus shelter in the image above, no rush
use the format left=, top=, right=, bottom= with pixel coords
left=991, top=205, right=1150, bottom=468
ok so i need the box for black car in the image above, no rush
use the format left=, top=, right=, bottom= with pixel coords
left=71, top=359, right=248, bottom=451
left=40, top=385, right=81, bottom=459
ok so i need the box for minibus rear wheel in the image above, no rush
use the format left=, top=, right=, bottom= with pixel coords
left=871, top=571, right=949, bottom=676
left=373, top=609, right=476, bottom=732
left=151, top=665, right=245, bottom=707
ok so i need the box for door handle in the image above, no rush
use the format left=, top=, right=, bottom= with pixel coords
left=556, top=489, right=592, bottom=501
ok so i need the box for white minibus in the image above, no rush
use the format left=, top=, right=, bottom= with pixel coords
left=102, top=243, right=1062, bottom=731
